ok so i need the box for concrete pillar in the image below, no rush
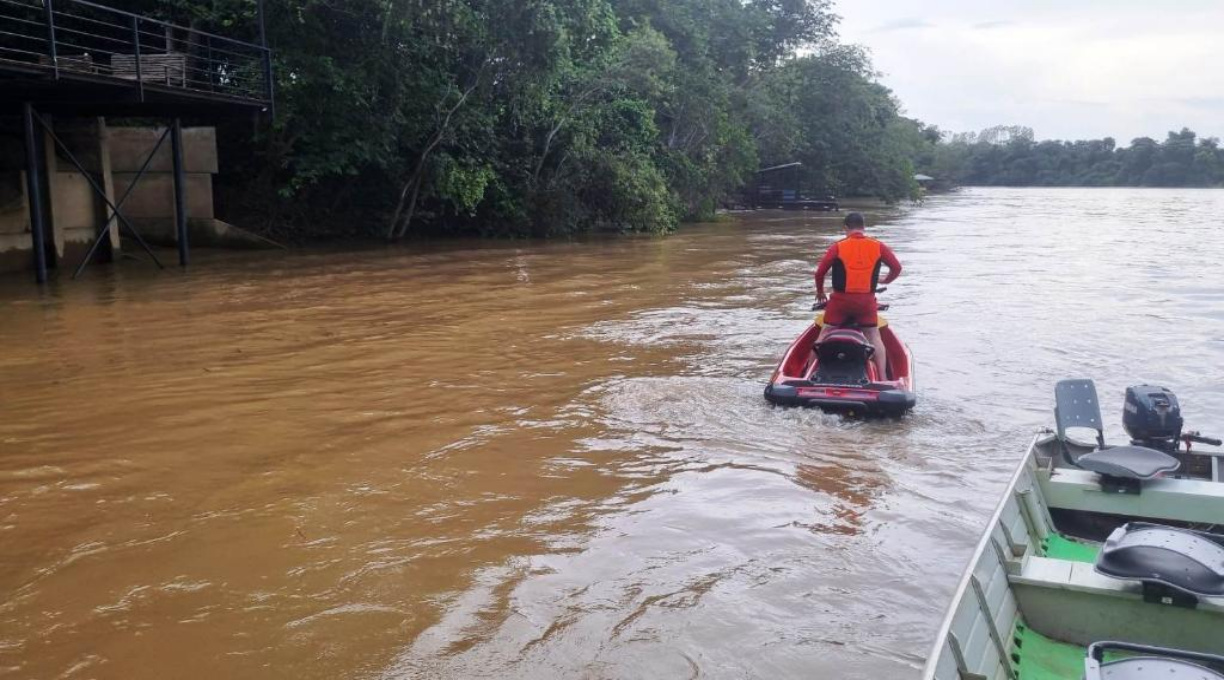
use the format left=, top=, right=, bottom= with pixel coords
left=96, top=117, right=121, bottom=257
left=39, top=116, right=119, bottom=267
left=41, top=118, right=64, bottom=264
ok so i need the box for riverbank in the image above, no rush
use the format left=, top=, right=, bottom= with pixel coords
left=0, top=198, right=914, bottom=288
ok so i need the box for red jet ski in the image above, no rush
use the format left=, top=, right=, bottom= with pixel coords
left=764, top=296, right=916, bottom=415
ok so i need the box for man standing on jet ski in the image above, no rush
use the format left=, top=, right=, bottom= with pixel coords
left=814, top=212, right=903, bottom=379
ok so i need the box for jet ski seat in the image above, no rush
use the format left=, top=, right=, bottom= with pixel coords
left=1094, top=522, right=1224, bottom=604
left=810, top=330, right=873, bottom=386
left=1054, top=380, right=1180, bottom=491
left=814, top=329, right=874, bottom=356
left=1084, top=641, right=1224, bottom=680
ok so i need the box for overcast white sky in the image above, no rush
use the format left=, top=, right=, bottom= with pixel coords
left=833, top=0, right=1224, bottom=143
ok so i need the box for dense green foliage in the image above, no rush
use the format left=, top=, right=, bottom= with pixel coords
left=143, top=0, right=923, bottom=239
left=927, top=125, right=1224, bottom=188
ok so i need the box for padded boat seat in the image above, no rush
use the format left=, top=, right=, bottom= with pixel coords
left=1053, top=380, right=1181, bottom=490
left=1095, top=523, right=1224, bottom=598
left=1077, top=446, right=1181, bottom=480
left=1091, top=658, right=1224, bottom=679
left=1085, top=641, right=1224, bottom=680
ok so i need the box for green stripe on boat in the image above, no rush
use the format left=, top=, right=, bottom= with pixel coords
left=1040, top=533, right=1098, bottom=563
left=1012, top=621, right=1125, bottom=680
left=1012, top=621, right=1084, bottom=680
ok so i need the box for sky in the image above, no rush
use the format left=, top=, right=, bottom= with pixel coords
left=833, top=0, right=1224, bottom=143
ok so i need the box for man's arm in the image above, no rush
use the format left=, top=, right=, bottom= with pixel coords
left=814, top=243, right=838, bottom=300
left=879, top=243, right=902, bottom=284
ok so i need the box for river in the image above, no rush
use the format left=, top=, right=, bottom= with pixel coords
left=1, top=187, right=1222, bottom=679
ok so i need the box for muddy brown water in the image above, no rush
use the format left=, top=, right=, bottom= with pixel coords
left=1, top=188, right=1222, bottom=679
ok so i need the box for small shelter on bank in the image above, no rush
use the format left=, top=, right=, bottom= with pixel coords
left=744, top=162, right=839, bottom=211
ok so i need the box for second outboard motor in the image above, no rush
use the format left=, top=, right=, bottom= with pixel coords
left=1123, top=385, right=1183, bottom=452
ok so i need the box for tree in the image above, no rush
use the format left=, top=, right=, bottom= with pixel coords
left=142, top=0, right=936, bottom=239
left=926, top=127, right=1224, bottom=189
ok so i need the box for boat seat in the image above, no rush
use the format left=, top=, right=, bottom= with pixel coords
left=1054, top=380, right=1180, bottom=487
left=1095, top=523, right=1224, bottom=599
left=1085, top=641, right=1224, bottom=680
left=1077, top=446, right=1181, bottom=480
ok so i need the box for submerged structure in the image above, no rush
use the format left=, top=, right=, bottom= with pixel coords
left=744, top=162, right=839, bottom=211
left=0, top=0, right=274, bottom=282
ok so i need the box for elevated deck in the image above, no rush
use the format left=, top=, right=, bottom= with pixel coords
left=2, top=0, right=273, bottom=282
left=0, top=0, right=272, bottom=116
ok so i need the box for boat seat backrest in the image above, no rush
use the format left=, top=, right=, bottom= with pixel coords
left=1054, top=379, right=1180, bottom=479
left=1095, top=522, right=1224, bottom=598
left=1054, top=379, right=1105, bottom=450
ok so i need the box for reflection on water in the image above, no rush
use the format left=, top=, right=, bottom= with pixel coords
left=1, top=188, right=1222, bottom=678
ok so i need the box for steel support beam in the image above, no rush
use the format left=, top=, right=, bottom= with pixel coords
left=72, top=127, right=171, bottom=279
left=32, top=111, right=164, bottom=270
left=22, top=103, right=50, bottom=284
left=171, top=118, right=188, bottom=267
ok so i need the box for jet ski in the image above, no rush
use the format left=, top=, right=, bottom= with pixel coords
left=763, top=293, right=916, bottom=415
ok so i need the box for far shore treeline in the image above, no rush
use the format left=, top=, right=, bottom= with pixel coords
left=926, top=125, right=1224, bottom=190
left=120, top=2, right=1224, bottom=241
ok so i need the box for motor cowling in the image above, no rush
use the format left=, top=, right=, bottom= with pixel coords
left=1123, top=385, right=1183, bottom=445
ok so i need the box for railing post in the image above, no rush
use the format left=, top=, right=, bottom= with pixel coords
left=205, top=36, right=214, bottom=91
left=171, top=119, right=189, bottom=267
left=131, top=16, right=144, bottom=101
left=263, top=49, right=275, bottom=115
left=257, top=0, right=274, bottom=114
left=256, top=0, right=268, bottom=53
left=22, top=103, right=50, bottom=284
left=43, top=0, right=58, bottom=78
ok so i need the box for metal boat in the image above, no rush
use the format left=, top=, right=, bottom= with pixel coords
left=923, top=379, right=1224, bottom=679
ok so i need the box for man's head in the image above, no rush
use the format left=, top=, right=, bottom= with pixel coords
left=843, top=212, right=865, bottom=231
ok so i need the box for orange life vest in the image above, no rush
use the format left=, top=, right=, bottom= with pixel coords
left=832, top=235, right=883, bottom=294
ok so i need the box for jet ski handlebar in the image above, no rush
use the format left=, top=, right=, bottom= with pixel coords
left=810, top=302, right=891, bottom=312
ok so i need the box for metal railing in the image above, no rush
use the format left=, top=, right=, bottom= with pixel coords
left=0, top=0, right=272, bottom=105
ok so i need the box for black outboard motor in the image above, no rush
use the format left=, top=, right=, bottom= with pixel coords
left=1123, top=385, right=1183, bottom=452
left=1124, top=385, right=1222, bottom=479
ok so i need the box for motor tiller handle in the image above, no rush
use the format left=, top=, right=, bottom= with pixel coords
left=1184, top=432, right=1222, bottom=447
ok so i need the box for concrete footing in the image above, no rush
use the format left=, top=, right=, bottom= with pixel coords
left=0, top=119, right=269, bottom=277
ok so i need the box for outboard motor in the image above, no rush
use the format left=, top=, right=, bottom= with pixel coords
left=1123, top=385, right=1183, bottom=452
left=1124, top=384, right=1221, bottom=479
